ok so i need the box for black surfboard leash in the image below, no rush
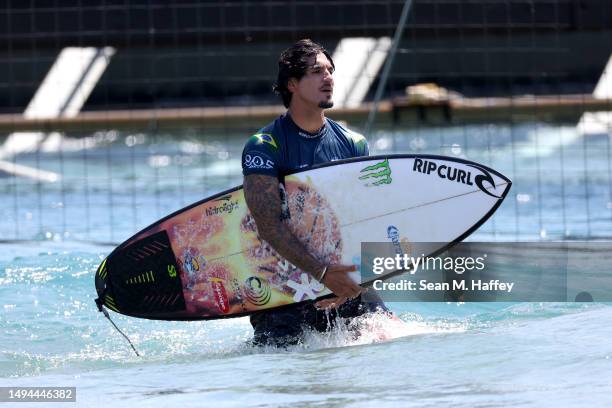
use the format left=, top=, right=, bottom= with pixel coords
left=95, top=296, right=141, bottom=357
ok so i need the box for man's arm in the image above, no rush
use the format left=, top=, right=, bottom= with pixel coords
left=243, top=173, right=363, bottom=299
left=244, top=173, right=324, bottom=275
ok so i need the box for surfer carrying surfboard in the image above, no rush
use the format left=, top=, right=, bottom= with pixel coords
left=242, top=39, right=389, bottom=346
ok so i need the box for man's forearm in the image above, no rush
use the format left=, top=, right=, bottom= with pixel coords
left=243, top=173, right=325, bottom=279
left=258, top=221, right=325, bottom=279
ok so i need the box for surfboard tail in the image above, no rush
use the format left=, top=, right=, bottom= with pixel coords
left=94, top=257, right=113, bottom=312
left=94, top=230, right=188, bottom=319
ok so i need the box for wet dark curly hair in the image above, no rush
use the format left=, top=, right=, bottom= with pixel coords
left=273, top=39, right=335, bottom=108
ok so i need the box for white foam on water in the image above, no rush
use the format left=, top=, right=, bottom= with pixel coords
left=273, top=311, right=466, bottom=352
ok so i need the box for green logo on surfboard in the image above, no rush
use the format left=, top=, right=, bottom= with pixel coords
left=359, top=159, right=392, bottom=186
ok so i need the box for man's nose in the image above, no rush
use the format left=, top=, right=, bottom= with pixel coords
left=323, top=69, right=333, bottom=83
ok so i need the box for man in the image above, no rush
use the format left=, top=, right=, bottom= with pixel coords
left=242, top=39, right=388, bottom=347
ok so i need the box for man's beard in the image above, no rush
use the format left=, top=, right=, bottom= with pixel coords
left=318, top=100, right=334, bottom=109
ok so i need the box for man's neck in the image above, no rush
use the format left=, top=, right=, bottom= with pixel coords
left=288, top=105, right=326, bottom=133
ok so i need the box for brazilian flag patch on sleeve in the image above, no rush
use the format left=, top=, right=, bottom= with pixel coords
left=251, top=133, right=278, bottom=149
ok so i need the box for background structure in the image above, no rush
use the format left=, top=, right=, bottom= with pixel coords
left=0, top=0, right=611, bottom=243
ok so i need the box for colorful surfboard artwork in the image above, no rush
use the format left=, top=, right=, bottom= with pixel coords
left=95, top=155, right=511, bottom=320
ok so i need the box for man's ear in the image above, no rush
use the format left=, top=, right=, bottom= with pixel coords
left=287, top=78, right=298, bottom=93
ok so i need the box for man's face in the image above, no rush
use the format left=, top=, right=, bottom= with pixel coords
left=289, top=52, right=334, bottom=109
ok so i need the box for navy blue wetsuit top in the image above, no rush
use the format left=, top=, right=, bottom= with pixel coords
left=241, top=112, right=369, bottom=178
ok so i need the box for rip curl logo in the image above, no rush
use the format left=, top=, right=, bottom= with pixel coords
left=244, top=154, right=274, bottom=169
left=359, top=159, right=392, bottom=186
left=413, top=158, right=502, bottom=198
left=467, top=164, right=502, bottom=198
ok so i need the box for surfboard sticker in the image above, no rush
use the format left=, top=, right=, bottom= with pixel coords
left=94, top=155, right=511, bottom=320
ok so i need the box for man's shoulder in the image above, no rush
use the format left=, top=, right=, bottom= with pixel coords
left=326, top=117, right=367, bottom=145
left=325, top=118, right=368, bottom=157
left=244, top=116, right=285, bottom=151
left=241, top=117, right=285, bottom=176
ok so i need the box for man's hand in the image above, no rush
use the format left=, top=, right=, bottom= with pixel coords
left=321, top=264, right=362, bottom=297
left=314, top=264, right=366, bottom=310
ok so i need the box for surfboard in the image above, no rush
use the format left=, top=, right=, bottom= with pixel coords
left=94, top=154, right=511, bottom=320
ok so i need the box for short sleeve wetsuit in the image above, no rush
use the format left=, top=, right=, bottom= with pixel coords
left=242, top=112, right=368, bottom=178
left=241, top=112, right=388, bottom=347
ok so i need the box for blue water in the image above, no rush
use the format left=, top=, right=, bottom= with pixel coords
left=1, top=123, right=612, bottom=407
